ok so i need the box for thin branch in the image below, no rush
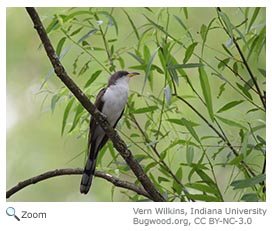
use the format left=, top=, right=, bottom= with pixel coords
left=6, top=168, right=152, bottom=200
left=173, top=94, right=256, bottom=178
left=216, top=7, right=265, bottom=110
left=233, top=39, right=266, bottom=110
left=215, top=57, right=259, bottom=94
left=25, top=7, right=165, bottom=202
left=94, top=11, right=116, bottom=72
left=128, top=111, right=194, bottom=202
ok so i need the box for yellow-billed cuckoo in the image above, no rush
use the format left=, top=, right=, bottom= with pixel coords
left=80, top=70, right=140, bottom=194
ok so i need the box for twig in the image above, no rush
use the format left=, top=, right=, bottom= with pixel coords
left=216, top=7, right=265, bottom=110
left=233, top=39, right=266, bottom=110
left=94, top=11, right=116, bottom=72
left=174, top=94, right=256, bottom=178
left=128, top=112, right=194, bottom=202
left=25, top=7, right=165, bottom=202
left=6, top=168, right=152, bottom=200
left=215, top=57, right=258, bottom=94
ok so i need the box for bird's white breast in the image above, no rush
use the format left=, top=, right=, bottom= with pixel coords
left=102, top=77, right=129, bottom=126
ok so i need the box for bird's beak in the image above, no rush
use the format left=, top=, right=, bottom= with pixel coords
left=127, top=72, right=140, bottom=78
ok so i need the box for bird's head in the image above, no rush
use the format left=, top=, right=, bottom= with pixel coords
left=108, top=71, right=140, bottom=86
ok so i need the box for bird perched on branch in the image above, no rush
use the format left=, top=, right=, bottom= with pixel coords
left=80, top=70, right=140, bottom=194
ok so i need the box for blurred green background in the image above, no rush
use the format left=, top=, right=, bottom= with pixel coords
left=6, top=7, right=265, bottom=202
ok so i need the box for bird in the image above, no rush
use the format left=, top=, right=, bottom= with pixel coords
left=80, top=70, right=140, bottom=194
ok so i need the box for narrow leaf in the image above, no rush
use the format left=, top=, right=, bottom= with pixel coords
left=84, top=70, right=102, bottom=88
left=215, top=115, right=247, bottom=130
left=56, top=37, right=66, bottom=57
left=217, top=82, right=226, bottom=99
left=218, top=11, right=234, bottom=37
left=61, top=98, right=75, bottom=135
left=77, top=29, right=98, bottom=44
left=199, top=66, right=214, bottom=121
left=173, top=15, right=193, bottom=42
left=168, top=63, right=204, bottom=70
left=167, top=119, right=199, bottom=127
left=183, top=42, right=198, bottom=64
left=181, top=118, right=200, bottom=143
left=134, top=106, right=158, bottom=114
left=231, top=174, right=265, bottom=189
left=247, top=8, right=261, bottom=32
left=241, top=193, right=259, bottom=202
left=123, top=10, right=139, bottom=40
left=186, top=145, right=194, bottom=166
left=236, top=83, right=253, bottom=100
left=142, top=47, right=160, bottom=93
left=186, top=183, right=219, bottom=195
left=217, top=100, right=244, bottom=113
left=189, top=194, right=220, bottom=202
left=172, top=167, right=183, bottom=194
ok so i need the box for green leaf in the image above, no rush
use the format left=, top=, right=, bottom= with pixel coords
left=168, top=63, right=204, bottom=69
left=241, top=131, right=249, bottom=158
left=97, top=11, right=119, bottom=35
left=231, top=174, right=265, bottom=189
left=144, top=162, right=158, bottom=173
left=183, top=42, right=198, bottom=64
left=247, top=8, right=261, bottom=33
left=56, top=37, right=66, bottom=57
left=215, top=115, right=247, bottom=130
left=258, top=68, right=266, bottom=78
left=84, top=70, right=102, bottom=88
left=229, top=154, right=244, bottom=165
left=186, top=183, right=219, bottom=195
left=133, top=106, right=158, bottom=114
left=123, top=10, right=139, bottom=40
left=186, top=145, right=194, bottom=166
left=218, top=11, right=234, bottom=38
left=195, top=169, right=217, bottom=188
left=183, top=8, right=188, bottom=19
left=167, top=118, right=199, bottom=127
left=181, top=118, right=200, bottom=143
left=172, top=167, right=183, bottom=194
left=189, top=194, right=220, bottom=202
left=68, top=104, right=85, bottom=133
left=51, top=94, right=59, bottom=113
left=200, top=18, right=216, bottom=55
left=241, top=193, right=259, bottom=202
left=236, top=83, right=253, bottom=100
left=198, top=66, right=214, bottom=121
left=217, top=82, right=226, bottom=99
left=127, top=51, right=145, bottom=64
left=173, top=15, right=193, bottom=42
left=78, top=61, right=91, bottom=77
left=142, top=47, right=160, bottom=93
left=256, top=135, right=266, bottom=145
left=61, top=98, right=75, bottom=135
left=217, top=100, right=244, bottom=113
left=77, top=29, right=98, bottom=44
left=158, top=176, right=169, bottom=183
left=222, top=44, right=233, bottom=57
left=218, top=57, right=230, bottom=69
left=70, top=26, right=84, bottom=37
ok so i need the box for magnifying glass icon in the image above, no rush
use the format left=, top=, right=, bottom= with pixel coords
left=6, top=207, right=20, bottom=221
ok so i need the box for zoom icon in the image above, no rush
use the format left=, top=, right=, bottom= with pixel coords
left=6, top=207, right=20, bottom=221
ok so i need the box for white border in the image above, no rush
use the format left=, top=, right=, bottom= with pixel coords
left=1, top=1, right=271, bottom=231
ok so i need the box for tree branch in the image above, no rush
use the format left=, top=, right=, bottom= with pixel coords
left=25, top=7, right=165, bottom=202
left=6, top=168, right=152, bottom=200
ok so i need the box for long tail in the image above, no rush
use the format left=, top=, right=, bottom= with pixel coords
left=80, top=147, right=98, bottom=194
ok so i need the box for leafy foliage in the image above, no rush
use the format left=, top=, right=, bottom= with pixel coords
left=43, top=7, right=265, bottom=202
